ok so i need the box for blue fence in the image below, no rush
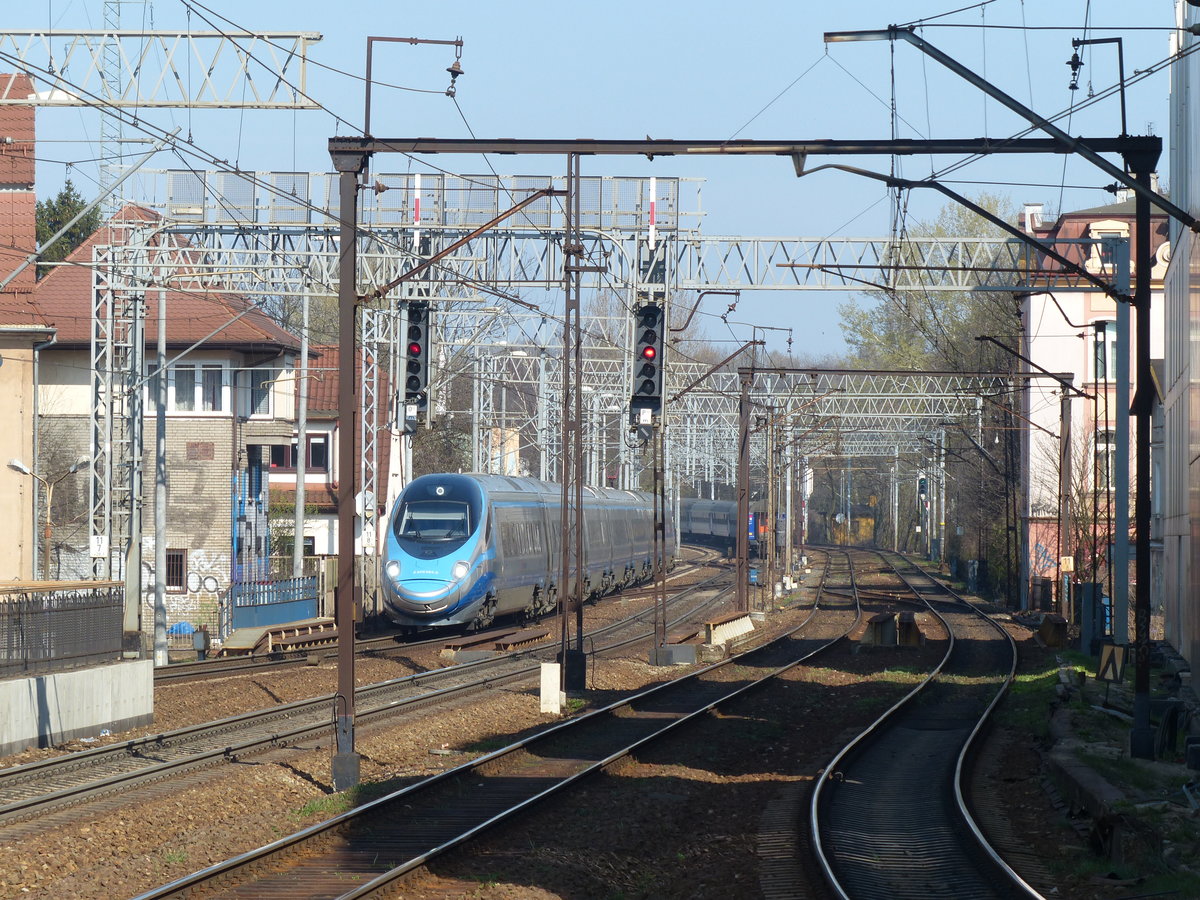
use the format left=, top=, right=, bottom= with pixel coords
left=229, top=575, right=318, bottom=631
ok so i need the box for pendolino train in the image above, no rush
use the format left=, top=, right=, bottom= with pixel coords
left=381, top=473, right=675, bottom=630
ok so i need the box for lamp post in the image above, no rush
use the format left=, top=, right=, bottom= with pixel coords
left=9, top=454, right=90, bottom=580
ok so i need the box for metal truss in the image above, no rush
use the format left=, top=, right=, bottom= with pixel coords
left=0, top=31, right=321, bottom=108
left=675, top=235, right=1111, bottom=292
left=133, top=226, right=1109, bottom=299
left=664, top=367, right=1002, bottom=486
left=89, top=232, right=152, bottom=579
left=86, top=180, right=1114, bottom=562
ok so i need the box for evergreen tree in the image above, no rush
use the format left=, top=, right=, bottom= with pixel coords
left=35, top=179, right=101, bottom=278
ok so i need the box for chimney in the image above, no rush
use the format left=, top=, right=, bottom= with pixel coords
left=1023, top=202, right=1044, bottom=233
left=0, top=73, right=36, bottom=294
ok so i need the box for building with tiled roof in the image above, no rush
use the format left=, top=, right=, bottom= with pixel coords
left=267, top=344, right=390, bottom=560
left=0, top=93, right=316, bottom=645
left=27, top=207, right=311, bottom=644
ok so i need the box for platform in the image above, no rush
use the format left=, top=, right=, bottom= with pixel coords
left=218, top=617, right=337, bottom=656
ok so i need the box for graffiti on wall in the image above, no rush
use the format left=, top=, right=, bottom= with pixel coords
left=1032, top=541, right=1057, bottom=576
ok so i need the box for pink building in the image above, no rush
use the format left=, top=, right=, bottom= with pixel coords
left=1022, top=196, right=1167, bottom=624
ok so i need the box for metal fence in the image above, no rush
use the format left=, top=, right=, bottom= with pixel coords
left=0, top=581, right=124, bottom=677
left=227, top=575, right=319, bottom=631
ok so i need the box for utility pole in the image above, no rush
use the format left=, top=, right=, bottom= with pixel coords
left=330, top=146, right=367, bottom=791
left=293, top=282, right=309, bottom=578
left=736, top=373, right=751, bottom=612
left=153, top=285, right=167, bottom=666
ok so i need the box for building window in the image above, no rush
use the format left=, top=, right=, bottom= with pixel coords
left=166, top=549, right=187, bottom=592
left=147, top=364, right=163, bottom=411
left=174, top=366, right=196, bottom=411
left=202, top=367, right=223, bottom=411
left=166, top=363, right=227, bottom=413
left=308, top=435, right=329, bottom=471
left=269, top=443, right=292, bottom=469
left=249, top=368, right=275, bottom=417
left=269, top=434, right=330, bottom=472
left=1093, top=321, right=1118, bottom=382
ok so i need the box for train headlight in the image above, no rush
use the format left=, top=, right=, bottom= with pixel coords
left=385, top=560, right=401, bottom=580
left=452, top=560, right=470, bottom=580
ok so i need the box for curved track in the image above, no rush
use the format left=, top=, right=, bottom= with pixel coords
left=811, top=550, right=1039, bottom=900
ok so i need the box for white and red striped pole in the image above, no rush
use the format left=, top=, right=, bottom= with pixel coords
left=648, top=175, right=657, bottom=250
left=413, top=172, right=422, bottom=250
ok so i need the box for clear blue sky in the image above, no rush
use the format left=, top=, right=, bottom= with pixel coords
left=10, top=0, right=1178, bottom=358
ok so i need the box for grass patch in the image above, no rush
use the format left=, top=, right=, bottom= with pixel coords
left=995, top=659, right=1061, bottom=741
left=295, top=792, right=353, bottom=821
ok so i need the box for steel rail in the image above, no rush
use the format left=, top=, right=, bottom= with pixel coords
left=0, top=570, right=729, bottom=827
left=152, top=554, right=715, bottom=684
left=811, top=550, right=1038, bottom=900
left=130, top=552, right=860, bottom=899
left=882, top=554, right=1036, bottom=897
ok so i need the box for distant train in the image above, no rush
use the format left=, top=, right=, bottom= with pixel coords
left=679, top=498, right=764, bottom=557
left=381, top=473, right=675, bottom=630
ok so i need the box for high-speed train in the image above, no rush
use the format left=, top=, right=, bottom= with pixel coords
left=381, top=473, right=675, bottom=630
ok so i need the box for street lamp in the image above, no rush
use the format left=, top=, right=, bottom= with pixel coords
left=8, top=453, right=91, bottom=580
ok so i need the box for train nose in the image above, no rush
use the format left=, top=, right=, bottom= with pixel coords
left=393, top=578, right=457, bottom=613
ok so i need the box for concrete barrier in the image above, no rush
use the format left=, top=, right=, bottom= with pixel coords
left=0, top=659, right=153, bottom=756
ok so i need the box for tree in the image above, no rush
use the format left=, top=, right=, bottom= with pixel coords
left=837, top=193, right=1022, bottom=372
left=835, top=194, right=1025, bottom=595
left=35, top=180, right=101, bottom=279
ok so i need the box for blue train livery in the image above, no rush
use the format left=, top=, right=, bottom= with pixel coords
left=381, top=473, right=674, bottom=630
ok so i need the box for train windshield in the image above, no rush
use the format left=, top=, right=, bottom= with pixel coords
left=391, top=475, right=483, bottom=558
left=395, top=501, right=471, bottom=541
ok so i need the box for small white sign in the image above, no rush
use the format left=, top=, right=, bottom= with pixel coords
left=89, top=535, right=109, bottom=558
left=540, top=663, right=563, bottom=714
left=638, top=407, right=653, bottom=425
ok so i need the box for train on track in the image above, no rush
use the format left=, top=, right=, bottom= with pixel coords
left=679, top=497, right=764, bottom=557
left=381, top=473, right=675, bottom=630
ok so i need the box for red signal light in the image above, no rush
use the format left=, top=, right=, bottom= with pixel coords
left=408, top=342, right=423, bottom=356
left=641, top=345, right=656, bottom=361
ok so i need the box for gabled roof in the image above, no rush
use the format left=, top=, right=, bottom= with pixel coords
left=303, top=344, right=343, bottom=415
left=24, top=204, right=301, bottom=351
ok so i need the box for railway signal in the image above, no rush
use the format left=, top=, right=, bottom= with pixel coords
left=630, top=301, right=664, bottom=428
left=404, top=300, right=430, bottom=432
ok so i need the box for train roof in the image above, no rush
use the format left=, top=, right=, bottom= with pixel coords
left=412, top=472, right=656, bottom=504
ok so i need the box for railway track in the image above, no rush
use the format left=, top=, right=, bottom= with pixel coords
left=150, top=631, right=439, bottom=684
left=131, top=549, right=861, bottom=899
left=0, top=566, right=730, bottom=830
left=151, top=550, right=720, bottom=685
left=811, top=549, right=1040, bottom=900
